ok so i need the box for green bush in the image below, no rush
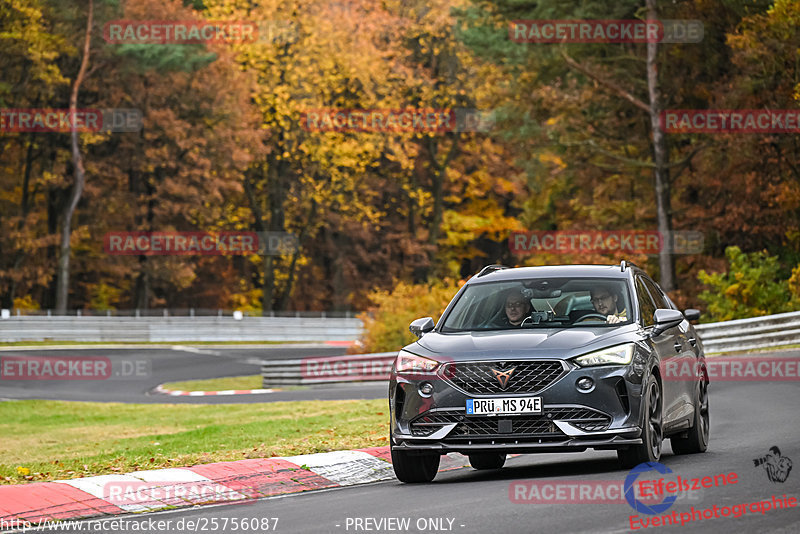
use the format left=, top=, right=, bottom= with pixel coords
left=355, top=279, right=462, bottom=353
left=698, top=246, right=800, bottom=321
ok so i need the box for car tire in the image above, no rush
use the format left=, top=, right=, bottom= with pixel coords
left=468, top=453, right=506, bottom=470
left=671, top=377, right=709, bottom=455
left=391, top=448, right=440, bottom=483
left=618, top=375, right=663, bottom=469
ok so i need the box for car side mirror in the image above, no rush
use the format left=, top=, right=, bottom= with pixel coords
left=652, top=308, right=684, bottom=336
left=683, top=308, right=701, bottom=322
left=409, top=317, right=435, bottom=338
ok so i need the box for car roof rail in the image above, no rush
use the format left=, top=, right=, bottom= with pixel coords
left=477, top=264, right=509, bottom=277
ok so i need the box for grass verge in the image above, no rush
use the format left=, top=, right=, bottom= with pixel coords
left=161, top=375, right=263, bottom=391
left=0, top=399, right=387, bottom=485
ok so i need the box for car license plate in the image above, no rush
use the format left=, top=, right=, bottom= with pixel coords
left=466, top=397, right=542, bottom=415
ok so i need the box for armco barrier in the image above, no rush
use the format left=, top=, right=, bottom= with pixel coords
left=261, top=352, right=396, bottom=387
left=2, top=310, right=797, bottom=355
left=257, top=311, right=800, bottom=386
left=694, top=310, right=800, bottom=354
left=0, top=316, right=363, bottom=343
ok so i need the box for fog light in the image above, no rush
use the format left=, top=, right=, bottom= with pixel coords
left=576, top=377, right=594, bottom=391
left=419, top=382, right=434, bottom=396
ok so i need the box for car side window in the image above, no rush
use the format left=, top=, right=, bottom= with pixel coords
left=635, top=277, right=657, bottom=326
left=642, top=277, right=668, bottom=310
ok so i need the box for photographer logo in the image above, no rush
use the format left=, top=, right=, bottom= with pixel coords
left=754, top=446, right=793, bottom=483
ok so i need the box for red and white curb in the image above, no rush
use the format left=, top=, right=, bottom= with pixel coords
left=0, top=447, right=470, bottom=524
left=153, top=385, right=275, bottom=396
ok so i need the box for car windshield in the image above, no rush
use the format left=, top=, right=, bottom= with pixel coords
left=440, top=278, right=632, bottom=331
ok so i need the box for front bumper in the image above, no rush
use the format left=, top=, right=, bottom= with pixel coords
left=392, top=434, right=642, bottom=455
left=390, top=358, right=646, bottom=455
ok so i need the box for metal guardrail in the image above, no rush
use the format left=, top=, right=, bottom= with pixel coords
left=258, top=311, right=800, bottom=387
left=694, top=310, right=800, bottom=354
left=0, top=316, right=364, bottom=343
left=1, top=308, right=356, bottom=318
left=261, top=352, right=396, bottom=387
left=2, top=308, right=796, bottom=362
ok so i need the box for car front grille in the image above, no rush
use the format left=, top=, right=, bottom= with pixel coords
left=453, top=417, right=558, bottom=437
left=408, top=406, right=611, bottom=438
left=441, top=360, right=568, bottom=394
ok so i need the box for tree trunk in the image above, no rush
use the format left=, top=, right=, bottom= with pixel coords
left=646, top=0, right=675, bottom=291
left=244, top=161, right=285, bottom=316
left=55, top=0, right=93, bottom=313
left=6, top=133, right=37, bottom=307
left=278, top=199, right=316, bottom=311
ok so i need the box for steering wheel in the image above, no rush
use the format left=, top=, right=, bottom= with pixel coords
left=575, top=313, right=609, bottom=323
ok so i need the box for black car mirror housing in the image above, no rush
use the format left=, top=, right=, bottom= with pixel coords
left=683, top=308, right=701, bottom=321
left=652, top=308, right=685, bottom=336
left=410, top=317, right=435, bottom=338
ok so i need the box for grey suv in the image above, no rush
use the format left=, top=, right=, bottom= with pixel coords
left=388, top=262, right=709, bottom=482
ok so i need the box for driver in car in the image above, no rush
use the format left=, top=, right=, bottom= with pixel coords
left=590, top=286, right=627, bottom=324
left=501, top=288, right=533, bottom=327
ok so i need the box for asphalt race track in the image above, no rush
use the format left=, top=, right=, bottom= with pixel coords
left=49, top=370, right=800, bottom=534
left=2, top=348, right=799, bottom=533
left=0, top=345, right=386, bottom=403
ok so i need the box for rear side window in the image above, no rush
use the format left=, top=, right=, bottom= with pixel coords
left=642, top=277, right=668, bottom=310
left=635, top=277, right=657, bottom=326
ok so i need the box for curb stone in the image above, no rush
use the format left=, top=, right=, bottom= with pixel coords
left=0, top=447, right=470, bottom=525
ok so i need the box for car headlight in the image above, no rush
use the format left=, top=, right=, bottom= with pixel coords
left=395, top=350, right=440, bottom=374
left=574, top=343, right=635, bottom=367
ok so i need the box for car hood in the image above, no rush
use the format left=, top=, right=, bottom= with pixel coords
left=409, top=324, right=641, bottom=361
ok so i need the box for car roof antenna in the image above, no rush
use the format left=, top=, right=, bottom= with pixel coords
left=620, top=260, right=627, bottom=272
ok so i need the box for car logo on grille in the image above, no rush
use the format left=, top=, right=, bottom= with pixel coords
left=491, top=367, right=516, bottom=390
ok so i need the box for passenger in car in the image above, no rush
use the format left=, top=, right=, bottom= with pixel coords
left=590, top=286, right=627, bottom=324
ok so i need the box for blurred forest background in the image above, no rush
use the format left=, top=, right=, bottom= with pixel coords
left=1, top=0, right=799, bottom=333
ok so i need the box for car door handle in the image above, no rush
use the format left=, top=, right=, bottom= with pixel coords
left=674, top=342, right=682, bottom=352
left=688, top=337, right=697, bottom=347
